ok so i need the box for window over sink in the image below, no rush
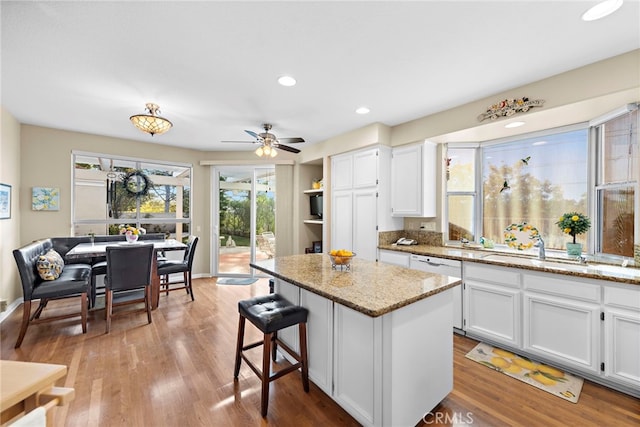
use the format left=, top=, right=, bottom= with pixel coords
left=446, top=103, right=638, bottom=261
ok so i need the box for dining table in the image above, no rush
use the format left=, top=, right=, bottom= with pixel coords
left=65, top=239, right=187, bottom=309
left=0, top=360, right=75, bottom=426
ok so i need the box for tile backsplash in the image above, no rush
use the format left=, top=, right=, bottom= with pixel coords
left=379, top=230, right=443, bottom=246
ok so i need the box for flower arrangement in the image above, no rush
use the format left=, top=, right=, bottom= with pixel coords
left=556, top=213, right=590, bottom=244
left=119, top=225, right=146, bottom=236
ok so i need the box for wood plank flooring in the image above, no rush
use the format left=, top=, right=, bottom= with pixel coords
left=1, top=277, right=638, bottom=426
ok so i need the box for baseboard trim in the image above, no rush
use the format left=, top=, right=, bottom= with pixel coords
left=0, top=298, right=23, bottom=324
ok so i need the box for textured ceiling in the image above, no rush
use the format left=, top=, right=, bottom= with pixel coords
left=2, top=1, right=639, bottom=152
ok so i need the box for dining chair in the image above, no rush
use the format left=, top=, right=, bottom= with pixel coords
left=104, top=244, right=155, bottom=333
left=156, top=236, right=198, bottom=301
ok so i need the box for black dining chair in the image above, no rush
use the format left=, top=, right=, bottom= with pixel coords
left=104, top=244, right=155, bottom=333
left=157, top=236, right=198, bottom=301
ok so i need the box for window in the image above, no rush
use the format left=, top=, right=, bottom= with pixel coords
left=595, top=108, right=638, bottom=257
left=72, top=153, right=191, bottom=240
left=446, top=104, right=639, bottom=260
left=446, top=147, right=477, bottom=241
left=482, top=127, right=589, bottom=251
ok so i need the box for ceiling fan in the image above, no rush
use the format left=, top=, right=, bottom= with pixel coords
left=223, top=123, right=305, bottom=156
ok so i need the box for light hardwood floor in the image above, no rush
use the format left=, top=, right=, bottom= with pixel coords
left=1, top=277, right=638, bottom=426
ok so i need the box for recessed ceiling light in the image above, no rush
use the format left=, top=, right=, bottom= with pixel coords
left=277, top=75, right=296, bottom=87
left=355, top=107, right=370, bottom=115
left=505, top=121, right=525, bottom=128
left=582, top=0, right=623, bottom=21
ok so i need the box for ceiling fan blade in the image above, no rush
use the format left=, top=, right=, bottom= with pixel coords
left=278, top=137, right=305, bottom=144
left=276, top=144, right=301, bottom=154
left=245, top=130, right=260, bottom=139
left=221, top=140, right=256, bottom=143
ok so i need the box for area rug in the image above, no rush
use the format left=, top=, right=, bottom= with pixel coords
left=216, top=278, right=258, bottom=285
left=465, top=342, right=583, bottom=403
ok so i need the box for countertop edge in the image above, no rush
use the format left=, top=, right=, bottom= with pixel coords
left=251, top=261, right=462, bottom=317
left=378, top=244, right=639, bottom=285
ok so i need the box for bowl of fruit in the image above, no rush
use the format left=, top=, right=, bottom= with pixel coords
left=328, top=249, right=355, bottom=270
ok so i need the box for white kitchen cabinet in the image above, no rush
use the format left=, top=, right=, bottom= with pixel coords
left=352, top=189, right=378, bottom=261
left=464, top=279, right=521, bottom=347
left=330, top=146, right=402, bottom=261
left=333, top=303, right=379, bottom=426
left=333, top=289, right=454, bottom=427
left=353, top=149, right=379, bottom=188
left=461, top=259, right=640, bottom=398
left=274, top=279, right=301, bottom=354
left=331, top=155, right=353, bottom=191
left=464, top=263, right=521, bottom=348
left=522, top=272, right=601, bottom=374
left=331, top=190, right=353, bottom=252
left=378, top=249, right=410, bottom=267
left=603, top=285, right=640, bottom=390
left=300, top=288, right=334, bottom=396
left=391, top=141, right=436, bottom=217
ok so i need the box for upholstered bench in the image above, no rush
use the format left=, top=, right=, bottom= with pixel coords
left=233, top=293, right=309, bottom=417
left=12, top=239, right=91, bottom=348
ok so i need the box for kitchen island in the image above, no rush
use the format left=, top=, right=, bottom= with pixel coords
left=251, top=254, right=461, bottom=427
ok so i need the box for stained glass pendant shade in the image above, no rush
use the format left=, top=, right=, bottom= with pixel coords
left=130, top=103, right=173, bottom=136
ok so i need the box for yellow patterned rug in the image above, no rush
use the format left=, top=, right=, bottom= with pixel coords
left=465, top=342, right=584, bottom=403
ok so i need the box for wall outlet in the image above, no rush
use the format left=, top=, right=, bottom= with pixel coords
left=420, top=222, right=436, bottom=231
left=0, top=299, right=7, bottom=312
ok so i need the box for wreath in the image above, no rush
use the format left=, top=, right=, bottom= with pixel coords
left=121, top=170, right=152, bottom=197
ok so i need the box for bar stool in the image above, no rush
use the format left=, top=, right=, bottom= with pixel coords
left=233, top=293, right=309, bottom=417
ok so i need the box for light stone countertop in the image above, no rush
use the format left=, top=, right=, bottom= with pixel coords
left=251, top=253, right=461, bottom=317
left=378, top=244, right=640, bottom=285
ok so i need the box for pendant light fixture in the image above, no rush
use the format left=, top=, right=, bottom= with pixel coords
left=130, top=103, right=173, bottom=136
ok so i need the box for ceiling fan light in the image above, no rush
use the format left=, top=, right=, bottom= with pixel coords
left=255, top=146, right=264, bottom=157
left=270, top=147, right=278, bottom=157
left=130, top=103, right=173, bottom=136
left=263, top=145, right=271, bottom=156
left=582, top=0, right=623, bottom=21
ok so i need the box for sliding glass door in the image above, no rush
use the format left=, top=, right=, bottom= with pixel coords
left=214, top=166, right=276, bottom=276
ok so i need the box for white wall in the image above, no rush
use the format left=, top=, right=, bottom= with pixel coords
left=0, top=108, right=22, bottom=315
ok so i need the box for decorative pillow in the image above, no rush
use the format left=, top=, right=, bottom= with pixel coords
left=37, top=249, right=65, bottom=281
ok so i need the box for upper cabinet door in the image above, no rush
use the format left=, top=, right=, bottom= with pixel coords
left=331, top=155, right=353, bottom=191
left=391, top=141, right=436, bottom=217
left=391, top=144, right=423, bottom=216
left=352, top=149, right=378, bottom=188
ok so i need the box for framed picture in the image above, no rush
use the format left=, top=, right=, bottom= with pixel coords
left=0, top=183, right=11, bottom=219
left=32, top=187, right=60, bottom=211
left=312, top=241, right=322, bottom=253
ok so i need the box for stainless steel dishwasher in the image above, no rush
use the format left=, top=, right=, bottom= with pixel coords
left=410, top=254, right=463, bottom=332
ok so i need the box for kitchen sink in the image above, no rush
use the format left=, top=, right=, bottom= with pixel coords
left=480, top=253, right=640, bottom=278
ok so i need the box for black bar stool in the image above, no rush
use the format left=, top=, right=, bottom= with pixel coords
left=233, top=293, right=309, bottom=417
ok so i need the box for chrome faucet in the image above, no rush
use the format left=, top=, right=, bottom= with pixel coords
left=535, top=236, right=546, bottom=260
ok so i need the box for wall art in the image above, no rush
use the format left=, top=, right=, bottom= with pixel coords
left=0, top=183, right=11, bottom=219
left=477, top=97, right=545, bottom=122
left=32, top=187, right=60, bottom=211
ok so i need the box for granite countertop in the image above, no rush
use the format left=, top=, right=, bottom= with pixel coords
left=251, top=254, right=461, bottom=317
left=378, top=244, right=640, bottom=285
